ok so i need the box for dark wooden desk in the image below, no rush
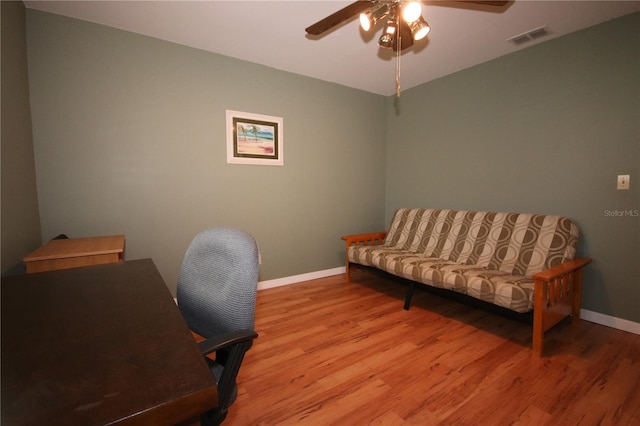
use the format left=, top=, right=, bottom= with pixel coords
left=1, top=259, right=217, bottom=425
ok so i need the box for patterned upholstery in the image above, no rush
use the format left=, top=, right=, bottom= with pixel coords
left=348, top=208, right=579, bottom=313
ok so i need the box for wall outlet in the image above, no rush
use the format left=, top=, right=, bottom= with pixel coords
left=617, top=174, right=630, bottom=190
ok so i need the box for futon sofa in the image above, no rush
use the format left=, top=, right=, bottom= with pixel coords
left=341, top=208, right=591, bottom=355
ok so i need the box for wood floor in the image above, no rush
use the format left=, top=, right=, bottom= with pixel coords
left=224, top=269, right=640, bottom=425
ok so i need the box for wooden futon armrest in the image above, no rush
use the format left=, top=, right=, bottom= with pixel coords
left=531, top=257, right=592, bottom=355
left=341, top=232, right=387, bottom=246
left=341, top=232, right=387, bottom=280
left=532, top=257, right=592, bottom=281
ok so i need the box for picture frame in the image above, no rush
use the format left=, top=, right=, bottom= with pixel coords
left=226, top=110, right=283, bottom=166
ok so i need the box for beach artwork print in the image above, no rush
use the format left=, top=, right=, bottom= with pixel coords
left=235, top=119, right=276, bottom=156
left=226, top=110, right=283, bottom=166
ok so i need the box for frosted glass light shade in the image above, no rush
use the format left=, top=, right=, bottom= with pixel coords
left=410, top=17, right=431, bottom=41
left=402, top=2, right=422, bottom=24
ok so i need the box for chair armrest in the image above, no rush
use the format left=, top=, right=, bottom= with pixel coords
left=532, top=257, right=592, bottom=281
left=341, top=232, right=387, bottom=246
left=198, top=329, right=258, bottom=356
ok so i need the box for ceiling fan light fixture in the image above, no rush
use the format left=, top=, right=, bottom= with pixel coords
left=359, top=3, right=390, bottom=32
left=383, top=19, right=396, bottom=35
left=359, top=12, right=370, bottom=31
left=410, top=17, right=431, bottom=41
left=379, top=13, right=399, bottom=49
left=305, top=0, right=513, bottom=97
left=402, top=1, right=422, bottom=24
left=378, top=32, right=395, bottom=49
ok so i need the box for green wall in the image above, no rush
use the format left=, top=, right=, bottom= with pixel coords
left=1, top=0, right=42, bottom=275
left=25, top=10, right=387, bottom=293
left=386, top=13, right=639, bottom=323
left=22, top=8, right=639, bottom=324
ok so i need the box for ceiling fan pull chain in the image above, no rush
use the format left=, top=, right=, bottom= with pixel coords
left=396, top=17, right=401, bottom=97
left=396, top=52, right=401, bottom=97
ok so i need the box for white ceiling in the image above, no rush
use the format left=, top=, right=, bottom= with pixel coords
left=24, top=1, right=640, bottom=96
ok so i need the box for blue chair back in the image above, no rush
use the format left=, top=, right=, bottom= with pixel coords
left=177, top=227, right=259, bottom=339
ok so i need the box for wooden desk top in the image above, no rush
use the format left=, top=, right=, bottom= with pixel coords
left=1, top=259, right=218, bottom=426
left=23, top=235, right=125, bottom=262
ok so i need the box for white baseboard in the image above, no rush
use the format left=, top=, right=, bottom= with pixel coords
left=258, top=266, right=345, bottom=290
left=258, top=267, right=640, bottom=336
left=580, top=309, right=640, bottom=335
left=176, top=267, right=346, bottom=304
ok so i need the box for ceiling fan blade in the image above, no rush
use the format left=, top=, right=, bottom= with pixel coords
left=305, top=0, right=376, bottom=35
left=444, top=1, right=510, bottom=7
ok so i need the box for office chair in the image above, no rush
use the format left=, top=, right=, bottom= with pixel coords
left=177, top=227, right=259, bottom=425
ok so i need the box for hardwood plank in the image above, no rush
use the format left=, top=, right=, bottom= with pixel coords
left=225, top=269, right=640, bottom=425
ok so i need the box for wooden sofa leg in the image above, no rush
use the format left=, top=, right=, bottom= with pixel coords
left=571, top=268, right=584, bottom=325
left=532, top=318, right=544, bottom=356
left=345, top=261, right=351, bottom=281
left=404, top=282, right=415, bottom=310
left=532, top=279, right=546, bottom=356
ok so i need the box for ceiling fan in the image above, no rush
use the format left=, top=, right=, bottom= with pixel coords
left=305, top=1, right=510, bottom=96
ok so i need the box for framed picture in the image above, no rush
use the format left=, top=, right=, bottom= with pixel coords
left=226, top=110, right=283, bottom=166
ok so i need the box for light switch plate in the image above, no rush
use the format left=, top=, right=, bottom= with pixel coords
left=617, top=174, right=630, bottom=190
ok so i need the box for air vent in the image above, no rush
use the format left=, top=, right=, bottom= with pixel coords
left=507, top=25, right=551, bottom=46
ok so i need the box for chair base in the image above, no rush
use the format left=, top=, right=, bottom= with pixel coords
left=201, top=408, right=227, bottom=426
